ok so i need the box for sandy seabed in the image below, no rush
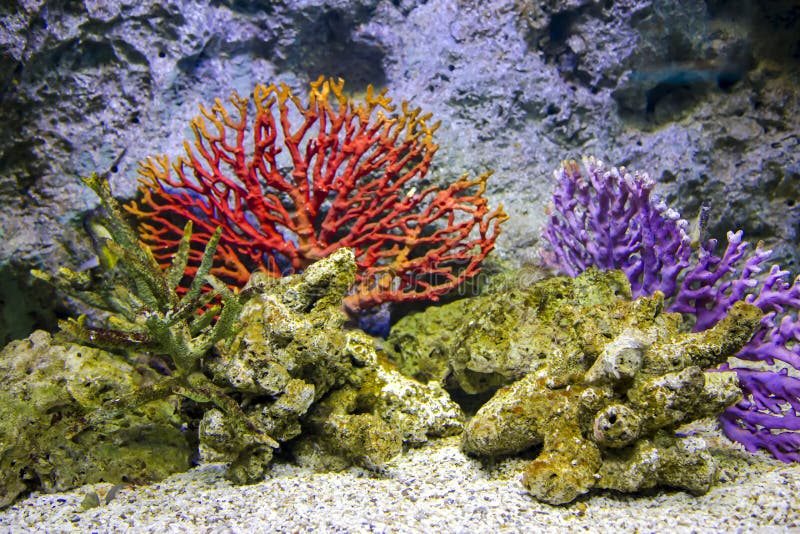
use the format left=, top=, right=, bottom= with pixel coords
left=1, top=422, right=798, bottom=533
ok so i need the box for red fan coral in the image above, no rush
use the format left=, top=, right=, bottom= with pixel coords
left=125, top=77, right=507, bottom=312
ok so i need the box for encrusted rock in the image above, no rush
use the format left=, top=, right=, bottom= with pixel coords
left=200, top=249, right=463, bottom=482
left=390, top=268, right=763, bottom=504
left=463, top=292, right=761, bottom=504
left=0, top=330, right=192, bottom=507
left=389, top=268, right=634, bottom=393
left=373, top=364, right=464, bottom=446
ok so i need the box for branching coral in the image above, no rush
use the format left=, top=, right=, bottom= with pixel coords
left=125, top=76, right=507, bottom=313
left=543, top=156, right=800, bottom=462
left=32, top=173, right=272, bottom=444
left=543, top=158, right=692, bottom=299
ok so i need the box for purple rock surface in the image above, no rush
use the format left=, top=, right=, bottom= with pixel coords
left=1, top=1, right=798, bottom=276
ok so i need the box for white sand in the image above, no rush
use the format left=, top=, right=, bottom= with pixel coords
left=1, top=425, right=798, bottom=533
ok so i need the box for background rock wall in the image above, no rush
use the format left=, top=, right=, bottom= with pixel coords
left=1, top=0, right=798, bottom=341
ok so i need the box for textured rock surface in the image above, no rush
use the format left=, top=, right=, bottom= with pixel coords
left=0, top=330, right=193, bottom=508
left=458, top=287, right=762, bottom=504
left=387, top=268, right=634, bottom=392
left=2, top=0, right=799, bottom=341
left=0, top=248, right=463, bottom=507
left=200, top=249, right=463, bottom=482
left=388, top=269, right=765, bottom=503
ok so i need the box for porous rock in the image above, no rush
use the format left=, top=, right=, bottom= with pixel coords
left=3, top=0, right=800, bottom=345
left=388, top=268, right=634, bottom=393
left=0, top=330, right=192, bottom=508
left=463, top=293, right=761, bottom=504
left=200, top=249, right=463, bottom=482
left=389, top=268, right=763, bottom=503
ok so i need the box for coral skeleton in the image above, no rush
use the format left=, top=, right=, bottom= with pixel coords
left=126, top=77, right=507, bottom=313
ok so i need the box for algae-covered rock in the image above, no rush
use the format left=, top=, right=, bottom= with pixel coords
left=372, top=363, right=464, bottom=446
left=0, top=330, right=192, bottom=507
left=388, top=268, right=763, bottom=504
left=461, top=292, right=762, bottom=504
left=1, top=247, right=462, bottom=505
left=388, top=268, right=633, bottom=392
left=293, top=413, right=403, bottom=472
left=383, top=299, right=474, bottom=384
left=200, top=249, right=464, bottom=482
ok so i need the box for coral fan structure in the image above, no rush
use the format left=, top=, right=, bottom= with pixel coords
left=543, top=158, right=692, bottom=299
left=543, top=157, right=800, bottom=463
left=388, top=269, right=763, bottom=503
left=126, top=77, right=507, bottom=313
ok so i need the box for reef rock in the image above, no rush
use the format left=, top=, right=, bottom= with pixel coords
left=389, top=269, right=763, bottom=503
left=200, top=248, right=463, bottom=483
left=0, top=330, right=193, bottom=508
left=388, top=269, right=634, bottom=392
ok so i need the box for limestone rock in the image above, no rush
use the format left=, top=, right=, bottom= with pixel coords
left=199, top=249, right=464, bottom=481
left=390, top=268, right=763, bottom=504
left=462, top=293, right=762, bottom=504
left=0, top=330, right=192, bottom=508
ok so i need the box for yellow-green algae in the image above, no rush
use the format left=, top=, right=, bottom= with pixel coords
left=388, top=268, right=633, bottom=392
left=0, top=331, right=192, bottom=508
left=388, top=268, right=763, bottom=504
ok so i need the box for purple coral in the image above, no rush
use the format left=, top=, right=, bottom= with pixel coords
left=543, top=156, right=800, bottom=463
left=543, top=157, right=692, bottom=299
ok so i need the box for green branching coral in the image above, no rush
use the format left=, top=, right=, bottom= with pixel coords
left=32, top=173, right=275, bottom=445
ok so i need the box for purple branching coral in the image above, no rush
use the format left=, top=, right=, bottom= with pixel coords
left=543, top=156, right=800, bottom=463
left=543, top=158, right=692, bottom=299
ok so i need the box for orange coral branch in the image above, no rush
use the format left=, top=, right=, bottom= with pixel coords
left=125, top=76, right=508, bottom=312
